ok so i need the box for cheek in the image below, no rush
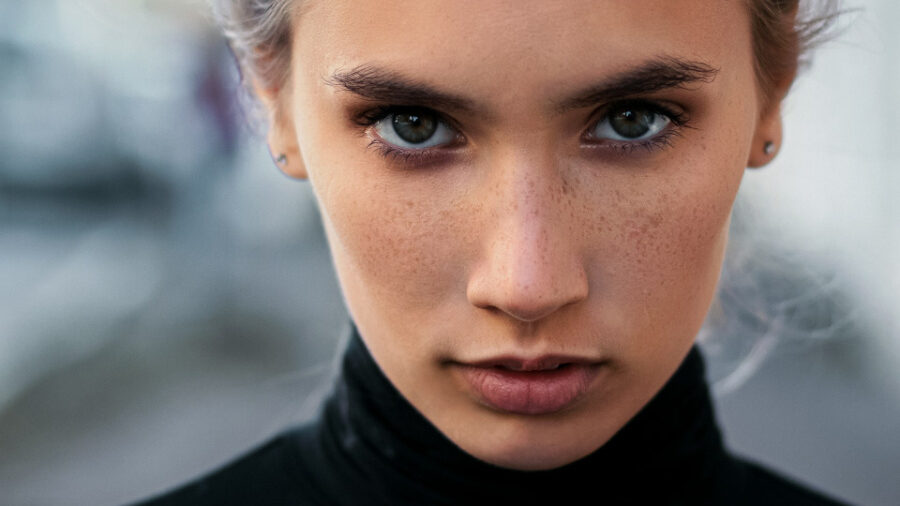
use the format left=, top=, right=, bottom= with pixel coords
left=312, top=161, right=470, bottom=325
left=597, top=144, right=746, bottom=348
left=619, top=188, right=730, bottom=303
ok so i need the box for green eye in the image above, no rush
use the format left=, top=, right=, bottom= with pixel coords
left=610, top=107, right=657, bottom=138
left=593, top=103, right=672, bottom=141
left=374, top=107, right=457, bottom=148
left=392, top=111, right=438, bottom=144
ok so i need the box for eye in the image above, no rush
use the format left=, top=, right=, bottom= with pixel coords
left=373, top=107, right=458, bottom=149
left=590, top=102, right=673, bottom=142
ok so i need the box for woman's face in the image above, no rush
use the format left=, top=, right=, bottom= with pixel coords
left=276, top=0, right=774, bottom=470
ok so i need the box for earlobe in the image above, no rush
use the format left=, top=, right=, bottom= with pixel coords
left=747, top=51, right=797, bottom=169
left=266, top=115, right=307, bottom=180
left=747, top=103, right=783, bottom=169
left=253, top=79, right=308, bottom=180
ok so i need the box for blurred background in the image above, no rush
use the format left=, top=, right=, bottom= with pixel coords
left=0, top=0, right=897, bottom=504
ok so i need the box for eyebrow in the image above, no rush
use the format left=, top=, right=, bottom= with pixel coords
left=325, top=55, right=719, bottom=114
left=555, top=56, right=719, bottom=112
left=326, top=64, right=477, bottom=112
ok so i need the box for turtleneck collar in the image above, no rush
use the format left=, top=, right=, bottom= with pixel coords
left=312, top=324, right=731, bottom=505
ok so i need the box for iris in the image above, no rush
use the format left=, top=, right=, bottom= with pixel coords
left=608, top=105, right=661, bottom=139
left=392, top=111, right=438, bottom=144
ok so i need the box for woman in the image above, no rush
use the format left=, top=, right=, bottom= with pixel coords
left=136, top=0, right=844, bottom=504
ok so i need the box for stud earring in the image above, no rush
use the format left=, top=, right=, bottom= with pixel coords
left=763, top=141, right=776, bottom=155
left=275, top=154, right=288, bottom=165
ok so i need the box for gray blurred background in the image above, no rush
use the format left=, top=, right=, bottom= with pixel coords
left=0, top=1, right=897, bottom=505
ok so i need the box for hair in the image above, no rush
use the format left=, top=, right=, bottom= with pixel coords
left=210, top=0, right=842, bottom=117
left=210, top=0, right=295, bottom=124
left=746, top=0, right=843, bottom=112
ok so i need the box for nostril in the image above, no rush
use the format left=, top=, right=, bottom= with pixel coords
left=467, top=279, right=589, bottom=323
left=499, top=300, right=565, bottom=323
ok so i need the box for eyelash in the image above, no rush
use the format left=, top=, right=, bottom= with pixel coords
left=352, top=106, right=459, bottom=164
left=586, top=101, right=691, bottom=155
left=353, top=100, right=690, bottom=164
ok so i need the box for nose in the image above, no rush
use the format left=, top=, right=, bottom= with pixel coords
left=466, top=153, right=589, bottom=323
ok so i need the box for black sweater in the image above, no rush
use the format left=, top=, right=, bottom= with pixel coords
left=133, top=326, right=847, bottom=505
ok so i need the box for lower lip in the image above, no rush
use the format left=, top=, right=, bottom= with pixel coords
left=457, top=363, right=600, bottom=415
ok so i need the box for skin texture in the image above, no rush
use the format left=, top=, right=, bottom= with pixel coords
left=261, top=0, right=788, bottom=470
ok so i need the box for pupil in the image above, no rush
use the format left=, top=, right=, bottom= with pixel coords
left=610, top=107, right=654, bottom=138
left=393, top=111, right=437, bottom=144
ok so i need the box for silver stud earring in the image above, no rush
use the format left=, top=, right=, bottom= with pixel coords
left=763, top=141, right=776, bottom=155
left=275, top=154, right=287, bottom=165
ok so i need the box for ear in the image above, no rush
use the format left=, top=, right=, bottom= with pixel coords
left=747, top=4, right=800, bottom=169
left=747, top=62, right=798, bottom=168
left=254, top=81, right=308, bottom=180
left=746, top=101, right=784, bottom=168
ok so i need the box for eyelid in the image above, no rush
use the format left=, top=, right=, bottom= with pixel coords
left=353, top=105, right=466, bottom=167
left=586, top=99, right=689, bottom=131
left=353, top=105, right=463, bottom=132
left=585, top=100, right=688, bottom=137
left=580, top=99, right=691, bottom=155
left=358, top=106, right=464, bottom=145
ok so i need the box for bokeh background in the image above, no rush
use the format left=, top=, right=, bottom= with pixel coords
left=0, top=0, right=897, bottom=504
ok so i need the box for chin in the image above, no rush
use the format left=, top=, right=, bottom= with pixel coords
left=458, top=413, right=614, bottom=471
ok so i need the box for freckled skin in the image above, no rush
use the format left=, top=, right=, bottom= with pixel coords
left=276, top=0, right=771, bottom=470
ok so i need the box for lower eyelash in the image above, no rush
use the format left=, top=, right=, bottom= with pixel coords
left=367, top=139, right=413, bottom=161
left=370, top=128, right=686, bottom=166
left=355, top=106, right=463, bottom=167
left=599, top=127, right=686, bottom=155
left=366, top=138, right=451, bottom=166
left=581, top=100, right=691, bottom=155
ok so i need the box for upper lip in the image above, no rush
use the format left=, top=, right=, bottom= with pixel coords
left=464, top=355, right=598, bottom=372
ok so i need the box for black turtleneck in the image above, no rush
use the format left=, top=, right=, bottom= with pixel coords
left=134, top=326, right=846, bottom=506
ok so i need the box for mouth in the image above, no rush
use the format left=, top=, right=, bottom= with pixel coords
left=470, top=356, right=586, bottom=372
left=454, top=355, right=604, bottom=415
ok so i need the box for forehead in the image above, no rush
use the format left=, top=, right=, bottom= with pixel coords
left=295, top=0, right=750, bottom=86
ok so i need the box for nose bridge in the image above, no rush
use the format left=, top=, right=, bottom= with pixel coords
left=495, top=154, right=561, bottom=276
left=489, top=132, right=564, bottom=226
left=467, top=144, right=588, bottom=323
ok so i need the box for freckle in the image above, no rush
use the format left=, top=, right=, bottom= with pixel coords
left=561, top=175, right=572, bottom=197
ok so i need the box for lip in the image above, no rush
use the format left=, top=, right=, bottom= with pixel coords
left=455, top=355, right=603, bottom=415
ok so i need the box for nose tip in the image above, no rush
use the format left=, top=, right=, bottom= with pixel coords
left=468, top=276, right=588, bottom=323
left=466, top=235, right=589, bottom=324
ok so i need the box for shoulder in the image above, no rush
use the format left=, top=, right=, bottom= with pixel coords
left=721, top=455, right=850, bottom=506
left=128, top=425, right=325, bottom=506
